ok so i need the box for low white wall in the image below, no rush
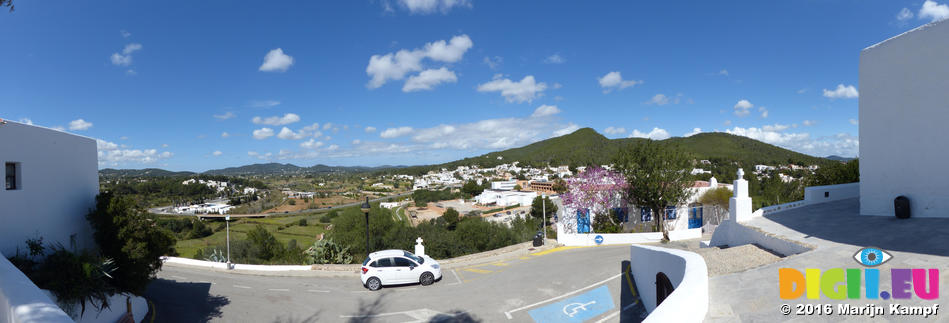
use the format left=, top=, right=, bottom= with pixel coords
left=629, top=245, right=708, bottom=323
left=556, top=224, right=701, bottom=246
left=757, top=201, right=806, bottom=216
left=0, top=253, right=72, bottom=323
left=804, top=182, right=859, bottom=206
left=161, top=257, right=312, bottom=271
left=708, top=220, right=811, bottom=257
left=667, top=228, right=702, bottom=241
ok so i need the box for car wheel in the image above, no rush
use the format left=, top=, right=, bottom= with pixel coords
left=420, top=272, right=435, bottom=286
left=366, top=277, right=382, bottom=291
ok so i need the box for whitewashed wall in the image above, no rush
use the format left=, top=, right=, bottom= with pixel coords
left=629, top=245, right=708, bottom=322
left=0, top=252, right=72, bottom=323
left=0, top=122, right=98, bottom=255
left=803, top=183, right=859, bottom=206
left=859, top=19, right=949, bottom=218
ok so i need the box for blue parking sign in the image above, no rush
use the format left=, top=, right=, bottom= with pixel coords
left=528, top=286, right=614, bottom=323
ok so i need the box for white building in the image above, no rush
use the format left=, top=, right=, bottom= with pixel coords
left=0, top=121, right=98, bottom=255
left=475, top=189, right=537, bottom=207
left=859, top=18, right=949, bottom=217
left=490, top=180, right=517, bottom=190
left=690, top=168, right=711, bottom=175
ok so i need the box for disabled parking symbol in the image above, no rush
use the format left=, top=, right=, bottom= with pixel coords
left=528, top=286, right=614, bottom=323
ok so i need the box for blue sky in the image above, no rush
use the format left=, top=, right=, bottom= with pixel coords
left=3, top=1, right=947, bottom=171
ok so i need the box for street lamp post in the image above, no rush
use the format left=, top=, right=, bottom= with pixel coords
left=225, top=214, right=231, bottom=269
left=542, top=193, right=547, bottom=245
left=360, top=197, right=371, bottom=257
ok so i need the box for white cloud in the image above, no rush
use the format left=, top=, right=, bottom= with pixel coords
left=161, top=144, right=169, bottom=148
left=604, top=127, right=626, bottom=135
left=247, top=151, right=272, bottom=160
left=630, top=128, right=670, bottom=140
left=213, top=112, right=236, bottom=120
left=252, top=128, right=275, bottom=140
left=249, top=100, right=281, bottom=108
left=553, top=123, right=580, bottom=137
left=126, top=69, right=137, bottom=76
left=477, top=75, right=547, bottom=103
left=719, top=69, right=729, bottom=76
left=380, top=126, right=414, bottom=138
left=725, top=126, right=858, bottom=157
left=352, top=139, right=361, bottom=145
left=531, top=105, right=561, bottom=118
left=97, top=139, right=173, bottom=165
left=598, top=71, right=642, bottom=93
left=543, top=54, right=565, bottom=64
left=277, top=127, right=307, bottom=140
left=849, top=118, right=859, bottom=125
left=300, top=139, right=324, bottom=149
left=68, top=119, right=93, bottom=131
left=685, top=128, right=702, bottom=137
left=120, top=30, right=131, bottom=38
left=483, top=56, right=502, bottom=70
left=897, top=7, right=915, bottom=21
left=644, top=93, right=685, bottom=106
left=403, top=67, right=458, bottom=92
left=397, top=0, right=471, bottom=14
left=802, top=120, right=816, bottom=127
left=322, top=122, right=333, bottom=131
left=364, top=126, right=377, bottom=133
left=110, top=43, right=142, bottom=66
left=759, top=106, right=769, bottom=118
left=259, top=48, right=294, bottom=72
left=327, top=144, right=340, bottom=151
left=920, top=0, right=949, bottom=22
left=797, top=88, right=808, bottom=94
left=366, top=34, right=472, bottom=89
left=823, top=84, right=859, bottom=99
left=221, top=132, right=230, bottom=138
left=734, top=99, right=754, bottom=117
left=252, top=113, right=301, bottom=126
left=212, top=150, right=223, bottom=156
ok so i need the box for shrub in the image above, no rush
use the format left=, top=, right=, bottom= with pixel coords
left=288, top=199, right=297, bottom=206
left=304, top=239, right=353, bottom=264
left=298, top=218, right=307, bottom=226
left=86, top=192, right=175, bottom=295
left=246, top=224, right=282, bottom=261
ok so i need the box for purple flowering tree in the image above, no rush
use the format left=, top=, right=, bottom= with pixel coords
left=561, top=166, right=628, bottom=233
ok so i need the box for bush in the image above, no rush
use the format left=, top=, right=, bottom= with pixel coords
left=246, top=224, right=282, bottom=261
left=304, top=239, right=353, bottom=264
left=288, top=199, right=297, bottom=206
left=298, top=218, right=307, bottom=226
left=86, top=192, right=175, bottom=295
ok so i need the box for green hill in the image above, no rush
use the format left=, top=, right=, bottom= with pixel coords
left=391, top=128, right=835, bottom=175
left=99, top=168, right=196, bottom=179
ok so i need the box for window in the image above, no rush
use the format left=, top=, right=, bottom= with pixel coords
left=665, top=206, right=677, bottom=220
left=824, top=191, right=830, bottom=198
left=5, top=162, right=18, bottom=190
left=375, top=258, right=392, bottom=267
left=393, top=257, right=415, bottom=267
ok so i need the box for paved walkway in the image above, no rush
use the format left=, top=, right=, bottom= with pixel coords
left=706, top=198, right=949, bottom=322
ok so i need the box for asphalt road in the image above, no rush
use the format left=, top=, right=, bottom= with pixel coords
left=145, top=245, right=647, bottom=323
left=149, top=192, right=414, bottom=217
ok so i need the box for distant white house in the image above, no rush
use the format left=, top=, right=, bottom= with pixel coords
left=490, top=180, right=517, bottom=190
left=475, top=189, right=537, bottom=207
left=0, top=120, right=98, bottom=255
left=859, top=18, right=949, bottom=218
left=690, top=168, right=711, bottom=175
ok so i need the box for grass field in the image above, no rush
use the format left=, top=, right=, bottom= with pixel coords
left=170, top=212, right=330, bottom=259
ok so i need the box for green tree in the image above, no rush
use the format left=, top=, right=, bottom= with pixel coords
left=246, top=224, right=283, bottom=261
left=442, top=208, right=461, bottom=230
left=613, top=141, right=694, bottom=233
left=808, top=159, right=859, bottom=186
left=461, top=180, right=485, bottom=197
left=513, top=184, right=522, bottom=191
left=529, top=195, right=558, bottom=221
left=698, top=187, right=732, bottom=209
left=86, top=192, right=175, bottom=295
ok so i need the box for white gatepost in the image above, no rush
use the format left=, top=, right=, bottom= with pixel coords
left=415, top=237, right=426, bottom=256
left=729, top=168, right=753, bottom=223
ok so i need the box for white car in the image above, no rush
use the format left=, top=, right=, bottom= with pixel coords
left=361, top=249, right=442, bottom=291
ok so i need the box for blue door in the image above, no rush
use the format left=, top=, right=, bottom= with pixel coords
left=576, top=209, right=591, bottom=233
left=688, top=206, right=703, bottom=229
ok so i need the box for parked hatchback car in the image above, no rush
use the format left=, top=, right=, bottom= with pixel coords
left=361, top=250, right=442, bottom=291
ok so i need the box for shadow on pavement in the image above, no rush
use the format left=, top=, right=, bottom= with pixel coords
left=144, top=279, right=229, bottom=322
left=344, top=292, right=481, bottom=323
left=619, top=260, right=647, bottom=323
left=763, top=198, right=949, bottom=256
left=272, top=311, right=321, bottom=323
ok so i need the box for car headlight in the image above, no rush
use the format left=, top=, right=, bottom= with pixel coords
left=431, top=264, right=440, bottom=269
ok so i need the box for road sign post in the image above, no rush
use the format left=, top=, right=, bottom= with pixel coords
left=225, top=215, right=231, bottom=269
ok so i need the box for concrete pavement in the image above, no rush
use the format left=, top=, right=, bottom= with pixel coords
left=145, top=244, right=647, bottom=322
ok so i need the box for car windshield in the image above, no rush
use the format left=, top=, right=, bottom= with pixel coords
left=404, top=251, right=423, bottom=264
left=362, top=257, right=371, bottom=266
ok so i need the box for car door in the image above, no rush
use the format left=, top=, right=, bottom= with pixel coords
left=392, top=257, right=419, bottom=283
left=374, top=257, right=395, bottom=284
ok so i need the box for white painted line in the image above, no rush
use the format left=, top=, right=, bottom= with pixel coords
left=171, top=275, right=187, bottom=280
left=503, top=273, right=621, bottom=319
left=267, top=288, right=290, bottom=292
left=451, top=269, right=463, bottom=285
left=594, top=310, right=619, bottom=323
left=306, top=289, right=330, bottom=293
left=233, top=285, right=252, bottom=289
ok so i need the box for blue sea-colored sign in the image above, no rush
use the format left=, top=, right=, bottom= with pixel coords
left=528, top=285, right=615, bottom=323
left=594, top=235, right=604, bottom=245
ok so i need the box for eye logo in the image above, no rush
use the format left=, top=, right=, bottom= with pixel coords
left=853, top=247, right=892, bottom=267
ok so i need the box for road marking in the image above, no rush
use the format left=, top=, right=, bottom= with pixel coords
left=594, top=310, right=619, bottom=323
left=306, top=289, right=330, bottom=293
left=233, top=285, right=252, bottom=289
left=267, top=288, right=289, bottom=292
left=530, top=246, right=588, bottom=257
left=449, top=269, right=463, bottom=285
left=503, top=273, right=621, bottom=319
left=464, top=268, right=492, bottom=274
left=520, top=256, right=530, bottom=260
left=491, top=262, right=509, bottom=267
left=170, top=275, right=187, bottom=280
